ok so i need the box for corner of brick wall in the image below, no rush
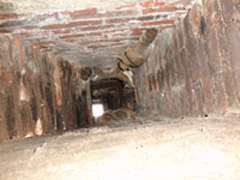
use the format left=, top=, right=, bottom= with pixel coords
left=135, top=0, right=240, bottom=118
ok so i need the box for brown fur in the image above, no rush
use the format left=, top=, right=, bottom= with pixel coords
left=78, top=66, right=134, bottom=88
left=96, top=107, right=136, bottom=124
left=118, top=60, right=130, bottom=71
left=80, top=67, right=92, bottom=80
left=92, top=88, right=116, bottom=97
left=97, top=112, right=117, bottom=124
left=92, top=67, right=134, bottom=87
left=118, top=28, right=158, bottom=68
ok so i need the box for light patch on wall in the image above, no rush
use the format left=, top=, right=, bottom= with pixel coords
left=92, top=104, right=104, bottom=118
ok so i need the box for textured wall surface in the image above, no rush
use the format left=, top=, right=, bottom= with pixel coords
left=135, top=0, right=240, bottom=117
left=0, top=0, right=191, bottom=141
left=0, top=0, right=240, bottom=141
left=0, top=0, right=188, bottom=68
left=1, top=0, right=149, bottom=13
left=0, top=35, right=89, bottom=141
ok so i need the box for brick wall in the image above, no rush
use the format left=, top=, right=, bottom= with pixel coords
left=135, top=0, right=240, bottom=117
left=1, top=0, right=240, bottom=141
left=0, top=35, right=88, bottom=141
left=0, top=0, right=190, bottom=141
left=0, top=0, right=187, bottom=61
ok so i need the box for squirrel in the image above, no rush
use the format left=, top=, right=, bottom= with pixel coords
left=118, top=28, right=158, bottom=70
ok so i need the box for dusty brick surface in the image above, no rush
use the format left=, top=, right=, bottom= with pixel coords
left=0, top=0, right=240, bottom=141
left=0, top=35, right=89, bottom=141
left=136, top=0, right=240, bottom=117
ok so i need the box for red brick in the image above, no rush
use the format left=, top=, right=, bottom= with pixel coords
left=40, top=106, right=50, bottom=133
left=115, top=3, right=136, bottom=10
left=23, top=26, right=38, bottom=30
left=140, top=1, right=166, bottom=8
left=61, top=39, right=75, bottom=43
left=99, top=9, right=138, bottom=18
left=103, top=29, right=128, bottom=34
left=173, top=32, right=183, bottom=81
left=130, top=28, right=145, bottom=36
left=17, top=31, right=41, bottom=38
left=203, top=0, right=215, bottom=25
left=158, top=24, right=175, bottom=31
left=87, top=107, right=94, bottom=125
left=152, top=73, right=156, bottom=91
left=183, top=17, right=200, bottom=83
left=65, top=19, right=102, bottom=28
left=81, top=24, right=115, bottom=32
left=0, top=13, right=22, bottom=20
left=3, top=70, right=13, bottom=87
left=141, top=18, right=178, bottom=26
left=88, top=45, right=107, bottom=50
left=33, top=8, right=96, bottom=22
left=80, top=37, right=137, bottom=46
left=214, top=13, right=222, bottom=29
left=105, top=17, right=135, bottom=24
left=137, top=16, right=154, bottom=21
left=34, top=48, right=41, bottom=62
left=114, top=32, right=131, bottom=37
left=14, top=37, right=25, bottom=68
left=68, top=8, right=97, bottom=17
left=37, top=45, right=52, bottom=51
left=189, top=4, right=202, bottom=38
left=16, top=32, right=32, bottom=38
left=6, top=36, right=14, bottom=65
left=0, top=29, right=14, bottom=33
left=60, top=34, right=85, bottom=39
left=85, top=32, right=102, bottom=37
left=53, top=29, right=71, bottom=35
left=30, top=45, right=36, bottom=62
left=34, top=11, right=60, bottom=20
left=139, top=0, right=154, bottom=8
left=103, top=30, right=131, bottom=38
left=110, top=42, right=124, bottom=47
left=42, top=20, right=102, bottom=29
left=18, top=30, right=58, bottom=38
left=177, top=21, right=184, bottom=48
left=51, top=54, right=62, bottom=106
left=148, top=74, right=152, bottom=92
left=143, top=6, right=185, bottom=14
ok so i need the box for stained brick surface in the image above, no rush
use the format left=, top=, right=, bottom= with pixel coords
left=136, top=0, right=240, bottom=117
left=0, top=35, right=88, bottom=141
left=0, top=0, right=240, bottom=141
left=0, top=0, right=187, bottom=53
